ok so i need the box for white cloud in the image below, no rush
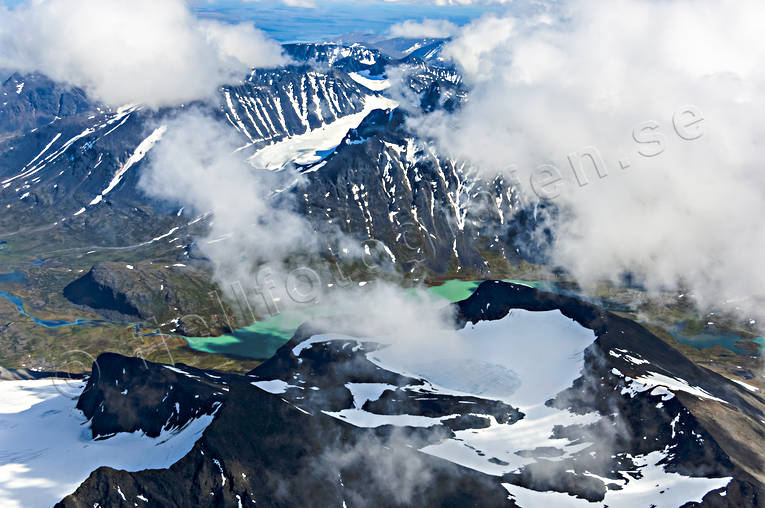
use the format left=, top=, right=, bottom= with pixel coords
left=384, top=0, right=511, bottom=4
left=411, top=0, right=765, bottom=317
left=282, top=0, right=318, bottom=6
left=139, top=109, right=460, bottom=337
left=389, top=18, right=460, bottom=38
left=243, top=0, right=318, bottom=7
left=0, top=0, right=288, bottom=108
left=139, top=109, right=315, bottom=295
left=242, top=0, right=513, bottom=7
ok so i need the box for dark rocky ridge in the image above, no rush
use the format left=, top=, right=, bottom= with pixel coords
left=77, top=352, right=229, bottom=439
left=0, top=72, right=92, bottom=138
left=57, top=282, right=764, bottom=506
left=250, top=322, right=525, bottom=425
left=63, top=265, right=141, bottom=317
left=457, top=282, right=765, bottom=505
left=283, top=42, right=390, bottom=74
left=222, top=66, right=369, bottom=151
left=457, top=282, right=762, bottom=416
left=59, top=350, right=514, bottom=507
left=63, top=262, right=234, bottom=335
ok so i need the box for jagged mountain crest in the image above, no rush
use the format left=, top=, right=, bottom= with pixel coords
left=0, top=71, right=92, bottom=137
left=296, top=107, right=525, bottom=273
left=223, top=66, right=369, bottom=149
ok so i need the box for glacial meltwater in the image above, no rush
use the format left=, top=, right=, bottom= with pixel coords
left=182, top=279, right=542, bottom=360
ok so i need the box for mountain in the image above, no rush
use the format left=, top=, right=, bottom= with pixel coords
left=329, top=35, right=449, bottom=62
left=62, top=262, right=233, bottom=335
left=222, top=66, right=370, bottom=150
left=0, top=72, right=92, bottom=138
left=0, top=59, right=379, bottom=228
left=0, top=17, right=760, bottom=508
left=0, top=40, right=534, bottom=341
left=56, top=348, right=511, bottom=507
left=48, top=282, right=764, bottom=507
left=296, top=108, right=524, bottom=275
left=0, top=41, right=498, bottom=271
left=283, top=42, right=390, bottom=74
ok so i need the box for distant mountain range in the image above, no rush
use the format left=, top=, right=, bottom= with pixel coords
left=0, top=39, right=518, bottom=268
left=0, top=38, right=542, bottom=331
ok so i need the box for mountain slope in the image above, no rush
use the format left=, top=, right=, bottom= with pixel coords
left=296, top=108, right=524, bottom=274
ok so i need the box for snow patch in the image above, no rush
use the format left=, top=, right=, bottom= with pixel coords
left=248, top=95, right=397, bottom=170
left=322, top=409, right=448, bottom=428
left=731, top=379, right=759, bottom=392
left=345, top=383, right=396, bottom=408
left=89, top=125, right=166, bottom=206
left=251, top=379, right=300, bottom=394
left=0, top=379, right=214, bottom=508
left=348, top=72, right=391, bottom=92
left=502, top=450, right=731, bottom=507
left=619, top=371, right=727, bottom=404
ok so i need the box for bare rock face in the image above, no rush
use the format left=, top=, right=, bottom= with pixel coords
left=77, top=352, right=229, bottom=439
left=295, top=108, right=526, bottom=275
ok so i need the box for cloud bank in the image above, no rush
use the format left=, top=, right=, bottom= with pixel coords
left=139, top=109, right=464, bottom=339
left=412, top=0, right=765, bottom=316
left=389, top=18, right=460, bottom=38
left=245, top=0, right=511, bottom=6
left=139, top=109, right=315, bottom=300
left=384, top=0, right=511, bottom=5
left=244, top=0, right=318, bottom=7
left=0, top=0, right=288, bottom=108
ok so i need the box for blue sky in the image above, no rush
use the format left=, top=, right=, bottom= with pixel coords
left=1, top=0, right=505, bottom=43
left=192, top=0, right=505, bottom=42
